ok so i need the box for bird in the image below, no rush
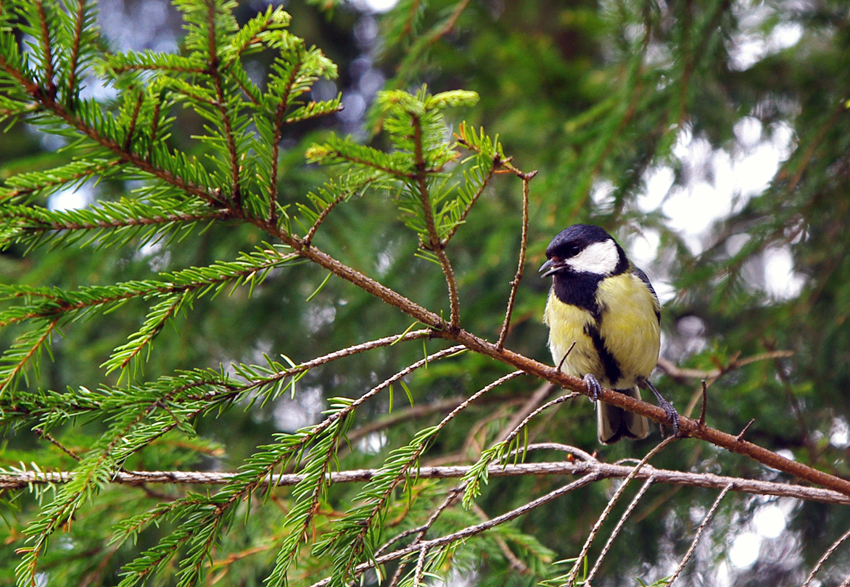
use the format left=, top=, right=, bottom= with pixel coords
left=540, top=224, right=678, bottom=444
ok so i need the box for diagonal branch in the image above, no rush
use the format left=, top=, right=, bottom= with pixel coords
left=668, top=483, right=734, bottom=586
left=257, top=226, right=850, bottom=498
left=566, top=436, right=676, bottom=586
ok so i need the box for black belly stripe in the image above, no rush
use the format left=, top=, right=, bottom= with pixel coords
left=583, top=323, right=621, bottom=385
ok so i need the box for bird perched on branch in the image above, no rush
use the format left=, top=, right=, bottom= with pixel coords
left=540, top=224, right=678, bottom=444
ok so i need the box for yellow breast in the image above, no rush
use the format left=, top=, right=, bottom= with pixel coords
left=544, top=272, right=660, bottom=389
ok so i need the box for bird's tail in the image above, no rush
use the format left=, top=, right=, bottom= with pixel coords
left=597, top=387, right=650, bottom=444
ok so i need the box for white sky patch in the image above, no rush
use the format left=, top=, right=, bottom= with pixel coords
left=135, top=239, right=171, bottom=272
left=273, top=385, right=325, bottom=431
left=627, top=229, right=659, bottom=267
left=48, top=184, right=94, bottom=211
left=306, top=303, right=337, bottom=333
left=358, top=431, right=387, bottom=453
left=352, top=0, right=399, bottom=13
left=830, top=417, right=850, bottom=448
left=635, top=114, right=798, bottom=299
left=763, top=246, right=806, bottom=300
left=590, top=178, right=616, bottom=211
left=728, top=0, right=804, bottom=71
left=729, top=531, right=761, bottom=568
left=753, top=503, right=787, bottom=539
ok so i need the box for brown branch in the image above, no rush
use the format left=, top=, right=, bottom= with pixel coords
left=206, top=0, right=241, bottom=208
left=497, top=171, right=535, bottom=349
left=0, top=318, right=58, bottom=393
left=66, top=0, right=86, bottom=99
left=123, top=90, right=144, bottom=151
left=33, top=427, right=81, bottom=462
left=36, top=0, right=57, bottom=100
left=227, top=222, right=850, bottom=497
left=412, top=113, right=460, bottom=328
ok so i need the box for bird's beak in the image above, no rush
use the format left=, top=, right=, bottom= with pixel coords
left=539, top=258, right=562, bottom=278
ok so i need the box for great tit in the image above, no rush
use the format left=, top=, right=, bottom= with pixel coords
left=540, top=224, right=678, bottom=444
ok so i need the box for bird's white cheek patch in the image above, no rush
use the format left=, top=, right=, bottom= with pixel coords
left=566, top=240, right=619, bottom=275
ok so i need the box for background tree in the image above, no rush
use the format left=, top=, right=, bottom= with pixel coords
left=2, top=1, right=850, bottom=586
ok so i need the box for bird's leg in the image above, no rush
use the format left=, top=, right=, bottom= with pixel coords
left=639, top=377, right=680, bottom=437
left=583, top=373, right=603, bottom=403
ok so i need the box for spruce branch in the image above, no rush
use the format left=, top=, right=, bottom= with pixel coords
left=204, top=0, right=241, bottom=208
left=0, top=246, right=299, bottom=328
left=1, top=198, right=233, bottom=251
left=411, top=111, right=460, bottom=329
left=0, top=317, right=58, bottom=395
left=266, top=345, right=465, bottom=587
left=35, top=0, right=58, bottom=100
left=0, top=159, right=121, bottom=205
left=307, top=474, right=605, bottom=587
left=4, top=459, right=850, bottom=505
left=62, top=0, right=86, bottom=98
left=312, top=370, right=524, bottom=586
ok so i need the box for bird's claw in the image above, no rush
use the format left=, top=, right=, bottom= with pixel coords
left=583, top=374, right=603, bottom=403
left=640, top=377, right=680, bottom=438
left=659, top=398, right=680, bottom=438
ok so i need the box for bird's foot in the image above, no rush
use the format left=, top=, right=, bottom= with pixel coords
left=583, top=373, right=603, bottom=403
left=641, top=377, right=680, bottom=437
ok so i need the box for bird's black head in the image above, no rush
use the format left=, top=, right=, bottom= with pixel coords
left=539, top=224, right=628, bottom=278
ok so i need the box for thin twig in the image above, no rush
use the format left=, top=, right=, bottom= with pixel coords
left=307, top=474, right=604, bottom=587
left=470, top=502, right=530, bottom=573
left=497, top=171, right=535, bottom=349
left=412, top=545, right=428, bottom=587
left=33, top=427, right=81, bottom=461
left=304, top=178, right=375, bottom=245
left=411, top=113, right=460, bottom=328
left=566, top=436, right=676, bottom=586
left=658, top=351, right=794, bottom=383
left=667, top=482, right=734, bottom=586
left=736, top=419, right=756, bottom=441
left=374, top=371, right=526, bottom=586
left=802, top=525, right=850, bottom=587
left=495, top=382, right=557, bottom=443
left=585, top=476, right=656, bottom=585
left=0, top=318, right=58, bottom=393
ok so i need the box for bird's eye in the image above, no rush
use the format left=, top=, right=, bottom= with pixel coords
left=566, top=245, right=581, bottom=257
